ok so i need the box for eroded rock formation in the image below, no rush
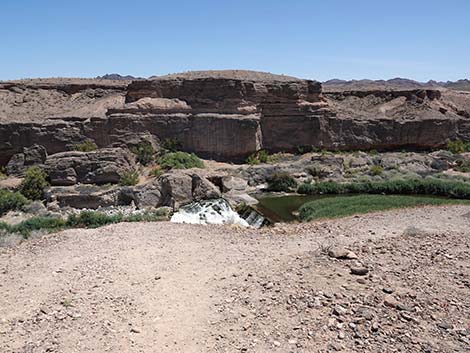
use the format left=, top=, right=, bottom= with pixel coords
left=1, top=71, right=469, bottom=166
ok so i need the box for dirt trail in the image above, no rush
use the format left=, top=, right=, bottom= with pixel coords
left=1, top=205, right=469, bottom=352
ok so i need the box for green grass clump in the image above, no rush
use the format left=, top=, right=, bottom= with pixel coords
left=298, top=194, right=470, bottom=222
left=267, top=172, right=297, bottom=192
left=0, top=166, right=6, bottom=179
left=456, top=159, right=470, bottom=173
left=369, top=165, right=384, bottom=176
left=0, top=216, right=66, bottom=237
left=149, top=167, right=164, bottom=178
left=66, top=211, right=123, bottom=228
left=0, top=190, right=29, bottom=216
left=298, top=178, right=470, bottom=199
left=246, top=150, right=269, bottom=165
left=119, top=170, right=139, bottom=186
left=72, top=141, right=98, bottom=152
left=0, top=209, right=170, bottom=238
left=158, top=152, right=204, bottom=170
left=19, top=166, right=49, bottom=200
left=447, top=139, right=470, bottom=154
left=131, top=141, right=155, bottom=166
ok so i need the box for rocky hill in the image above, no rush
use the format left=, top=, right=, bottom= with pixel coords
left=1, top=70, right=469, bottom=166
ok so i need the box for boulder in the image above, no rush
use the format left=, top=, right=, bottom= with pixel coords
left=131, top=170, right=221, bottom=209
left=6, top=144, right=47, bottom=176
left=45, top=148, right=136, bottom=186
left=45, top=185, right=126, bottom=209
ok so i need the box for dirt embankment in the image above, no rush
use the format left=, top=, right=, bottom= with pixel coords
left=0, top=205, right=469, bottom=352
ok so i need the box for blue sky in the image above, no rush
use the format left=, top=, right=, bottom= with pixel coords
left=1, top=0, right=469, bottom=81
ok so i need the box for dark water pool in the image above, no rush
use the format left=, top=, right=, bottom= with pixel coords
left=254, top=194, right=325, bottom=222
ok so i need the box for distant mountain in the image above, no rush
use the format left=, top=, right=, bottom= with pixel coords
left=441, top=79, right=470, bottom=91
left=95, top=73, right=144, bottom=81
left=323, top=77, right=470, bottom=92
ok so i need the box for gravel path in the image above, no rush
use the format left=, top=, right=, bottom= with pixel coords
left=0, top=205, right=469, bottom=352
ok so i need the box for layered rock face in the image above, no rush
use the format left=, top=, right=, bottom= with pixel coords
left=1, top=71, right=469, bottom=166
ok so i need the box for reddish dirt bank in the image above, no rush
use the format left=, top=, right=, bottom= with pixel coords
left=0, top=205, right=469, bottom=352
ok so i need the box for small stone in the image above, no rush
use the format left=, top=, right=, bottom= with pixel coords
left=371, top=322, right=379, bottom=332
left=401, top=312, right=413, bottom=321
left=437, top=322, right=453, bottom=330
left=273, top=340, right=281, bottom=347
left=338, top=331, right=346, bottom=339
left=155, top=275, right=162, bottom=280
left=333, top=305, right=348, bottom=316
left=350, top=267, right=369, bottom=276
left=383, top=287, right=394, bottom=294
left=328, top=247, right=358, bottom=260
left=383, top=295, right=399, bottom=308
left=130, top=327, right=141, bottom=333
left=265, top=282, right=274, bottom=290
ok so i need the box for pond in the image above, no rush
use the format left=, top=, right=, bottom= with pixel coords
left=254, top=193, right=470, bottom=223
left=254, top=194, right=325, bottom=222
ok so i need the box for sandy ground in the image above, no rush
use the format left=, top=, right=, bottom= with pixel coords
left=0, top=205, right=469, bottom=352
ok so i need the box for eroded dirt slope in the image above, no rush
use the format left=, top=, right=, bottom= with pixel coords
left=0, top=205, right=469, bottom=352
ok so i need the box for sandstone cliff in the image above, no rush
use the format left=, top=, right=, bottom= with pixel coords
left=1, top=70, right=469, bottom=165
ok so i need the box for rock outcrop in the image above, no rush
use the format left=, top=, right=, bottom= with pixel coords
left=45, top=148, right=136, bottom=186
left=1, top=71, right=469, bottom=166
left=6, top=144, right=47, bottom=176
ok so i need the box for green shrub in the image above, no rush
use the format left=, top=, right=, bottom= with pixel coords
left=0, top=190, right=29, bottom=215
left=119, top=170, right=139, bottom=186
left=0, top=216, right=65, bottom=237
left=0, top=166, right=6, bottom=179
left=19, top=167, right=49, bottom=200
left=246, top=153, right=260, bottom=165
left=161, top=138, right=182, bottom=152
left=267, top=172, right=298, bottom=192
left=447, top=139, right=470, bottom=154
left=66, top=211, right=123, bottom=229
left=150, top=167, right=164, bottom=178
left=298, top=178, right=470, bottom=199
left=0, top=210, right=170, bottom=238
left=158, top=152, right=204, bottom=170
left=72, top=141, right=98, bottom=152
left=370, top=165, right=384, bottom=176
left=246, top=150, right=267, bottom=165
left=456, top=159, right=470, bottom=173
left=131, top=141, right=155, bottom=166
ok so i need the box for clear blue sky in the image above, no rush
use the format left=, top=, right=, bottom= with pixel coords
left=1, top=0, right=469, bottom=81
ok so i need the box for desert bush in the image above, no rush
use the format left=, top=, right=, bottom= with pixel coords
left=447, top=139, right=470, bottom=154
left=66, top=211, right=123, bottom=229
left=246, top=150, right=269, bottom=165
left=149, top=167, right=164, bottom=178
left=19, top=166, right=49, bottom=200
left=0, top=216, right=65, bottom=237
left=158, top=152, right=204, bottom=170
left=266, top=172, right=298, bottom=192
left=119, top=170, right=139, bottom=186
left=298, top=178, right=470, bottom=199
left=0, top=209, right=170, bottom=238
left=72, top=141, right=98, bottom=152
left=131, top=141, right=155, bottom=166
left=369, top=165, right=384, bottom=176
left=455, top=159, right=470, bottom=173
left=0, top=190, right=29, bottom=216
